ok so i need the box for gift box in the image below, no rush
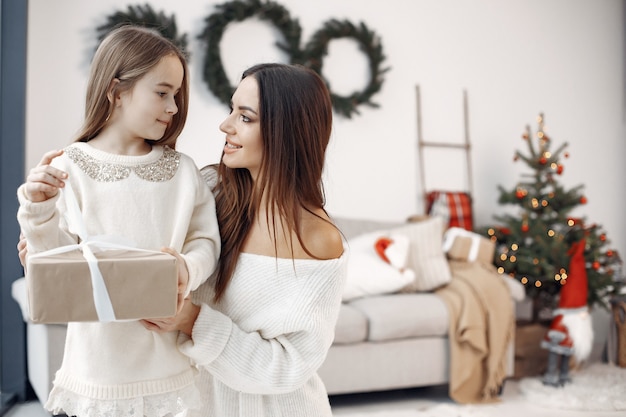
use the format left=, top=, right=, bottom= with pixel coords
left=443, top=227, right=496, bottom=265
left=26, top=248, right=178, bottom=324
left=513, top=322, right=550, bottom=378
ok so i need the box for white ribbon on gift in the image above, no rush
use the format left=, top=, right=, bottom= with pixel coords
left=442, top=227, right=482, bottom=262
left=28, top=181, right=140, bottom=322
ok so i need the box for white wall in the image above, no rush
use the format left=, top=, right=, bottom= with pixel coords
left=26, top=0, right=626, bottom=260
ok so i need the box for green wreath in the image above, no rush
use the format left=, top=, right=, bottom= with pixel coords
left=197, top=0, right=303, bottom=106
left=99, top=1, right=389, bottom=118
left=96, top=4, right=189, bottom=59
left=304, top=19, right=389, bottom=118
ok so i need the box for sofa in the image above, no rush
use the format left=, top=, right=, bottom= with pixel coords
left=11, top=215, right=525, bottom=407
left=318, top=216, right=524, bottom=396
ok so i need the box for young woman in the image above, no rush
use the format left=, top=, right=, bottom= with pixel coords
left=143, top=63, right=347, bottom=417
left=16, top=26, right=220, bottom=417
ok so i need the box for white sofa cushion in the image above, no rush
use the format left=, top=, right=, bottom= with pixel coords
left=333, top=217, right=402, bottom=240
left=333, top=304, right=369, bottom=345
left=350, top=293, right=449, bottom=341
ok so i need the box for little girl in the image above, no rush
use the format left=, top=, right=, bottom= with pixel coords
left=16, top=26, right=220, bottom=417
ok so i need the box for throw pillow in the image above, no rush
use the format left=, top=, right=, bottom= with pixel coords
left=391, top=216, right=452, bottom=292
left=342, top=231, right=415, bottom=301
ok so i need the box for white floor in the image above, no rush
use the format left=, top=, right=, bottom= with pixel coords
left=4, top=379, right=623, bottom=417
left=330, top=379, right=623, bottom=417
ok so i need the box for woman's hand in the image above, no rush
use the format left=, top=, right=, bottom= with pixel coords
left=17, top=232, right=27, bottom=268
left=161, top=247, right=190, bottom=313
left=24, top=149, right=67, bottom=202
left=140, top=297, right=200, bottom=337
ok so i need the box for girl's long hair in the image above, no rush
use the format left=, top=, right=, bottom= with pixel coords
left=74, top=25, right=189, bottom=149
left=213, top=63, right=333, bottom=301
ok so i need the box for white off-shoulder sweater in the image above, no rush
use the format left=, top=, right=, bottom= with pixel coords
left=179, top=251, right=347, bottom=417
left=17, top=143, right=221, bottom=417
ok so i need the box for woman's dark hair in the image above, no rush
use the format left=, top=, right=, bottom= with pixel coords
left=213, top=63, right=333, bottom=301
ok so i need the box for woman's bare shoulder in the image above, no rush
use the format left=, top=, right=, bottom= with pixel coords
left=301, top=209, right=344, bottom=260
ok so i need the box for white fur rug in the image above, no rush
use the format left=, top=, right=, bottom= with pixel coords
left=518, top=362, right=626, bottom=411
left=334, top=403, right=487, bottom=417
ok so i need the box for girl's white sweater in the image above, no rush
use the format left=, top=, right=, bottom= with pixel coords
left=17, top=143, right=221, bottom=417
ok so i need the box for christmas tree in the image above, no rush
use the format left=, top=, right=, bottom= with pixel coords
left=481, top=114, right=623, bottom=322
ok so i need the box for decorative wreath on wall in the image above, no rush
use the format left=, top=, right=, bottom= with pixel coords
left=196, top=0, right=304, bottom=106
left=96, top=4, right=189, bottom=59
left=304, top=19, right=389, bottom=118
left=99, top=1, right=389, bottom=118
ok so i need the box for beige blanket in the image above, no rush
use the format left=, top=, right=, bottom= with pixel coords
left=435, top=260, right=514, bottom=403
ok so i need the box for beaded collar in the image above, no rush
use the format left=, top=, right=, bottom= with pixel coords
left=65, top=145, right=180, bottom=182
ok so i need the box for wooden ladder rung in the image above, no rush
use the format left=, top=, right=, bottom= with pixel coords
left=419, top=141, right=470, bottom=150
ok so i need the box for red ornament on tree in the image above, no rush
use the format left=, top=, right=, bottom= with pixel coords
left=539, top=157, right=547, bottom=164
left=516, top=189, right=526, bottom=199
left=556, top=164, right=564, bottom=175
left=607, top=250, right=614, bottom=257
left=521, top=223, right=529, bottom=233
left=600, top=234, right=607, bottom=242
left=580, top=196, right=588, bottom=204
left=592, top=261, right=600, bottom=270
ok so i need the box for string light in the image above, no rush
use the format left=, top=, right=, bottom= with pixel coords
left=489, top=113, right=622, bottom=309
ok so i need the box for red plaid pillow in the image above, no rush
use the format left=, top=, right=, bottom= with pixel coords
left=426, top=191, right=473, bottom=231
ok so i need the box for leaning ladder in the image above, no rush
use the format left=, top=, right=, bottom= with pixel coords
left=415, top=85, right=474, bottom=225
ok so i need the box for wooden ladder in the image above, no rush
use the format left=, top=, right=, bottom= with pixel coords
left=415, top=85, right=474, bottom=196
left=415, top=85, right=474, bottom=228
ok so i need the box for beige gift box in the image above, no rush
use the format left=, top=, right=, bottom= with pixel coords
left=26, top=248, right=178, bottom=324
left=443, top=227, right=496, bottom=265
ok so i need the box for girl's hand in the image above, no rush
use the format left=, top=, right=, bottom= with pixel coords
left=140, top=297, right=200, bottom=337
left=161, top=247, right=189, bottom=313
left=24, top=150, right=68, bottom=202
